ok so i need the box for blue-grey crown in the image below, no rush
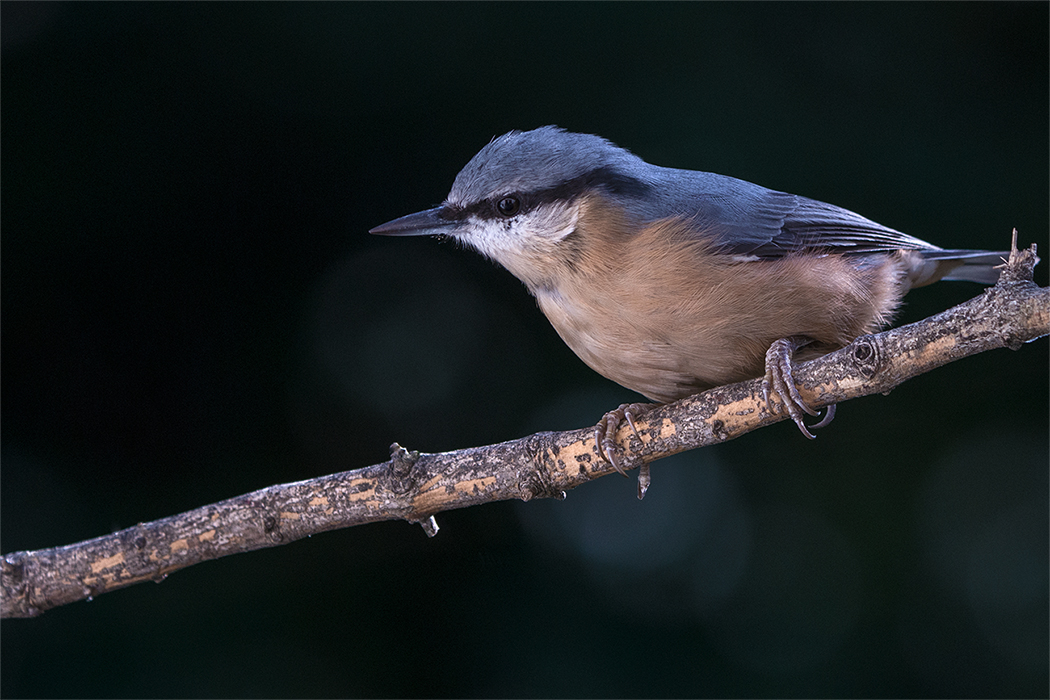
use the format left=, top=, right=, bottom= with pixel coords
left=447, top=126, right=649, bottom=206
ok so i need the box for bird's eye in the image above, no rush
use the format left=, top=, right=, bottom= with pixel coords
left=496, top=196, right=521, bottom=217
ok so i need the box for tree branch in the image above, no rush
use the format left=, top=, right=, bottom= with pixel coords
left=3, top=239, right=1046, bottom=619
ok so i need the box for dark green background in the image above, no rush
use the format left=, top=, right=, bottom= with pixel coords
left=2, top=3, right=1047, bottom=697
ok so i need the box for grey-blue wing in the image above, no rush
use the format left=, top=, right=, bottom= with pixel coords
left=644, top=168, right=939, bottom=257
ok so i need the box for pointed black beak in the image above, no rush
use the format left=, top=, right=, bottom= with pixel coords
left=369, top=206, right=457, bottom=237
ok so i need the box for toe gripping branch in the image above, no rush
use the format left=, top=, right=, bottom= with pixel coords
left=594, top=334, right=838, bottom=497
left=762, top=336, right=835, bottom=438
left=595, top=403, right=654, bottom=499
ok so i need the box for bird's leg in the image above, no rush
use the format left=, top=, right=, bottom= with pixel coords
left=595, top=401, right=650, bottom=474
left=762, top=336, right=836, bottom=438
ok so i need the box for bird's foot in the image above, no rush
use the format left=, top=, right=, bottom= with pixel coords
left=594, top=402, right=654, bottom=498
left=595, top=402, right=649, bottom=473
left=762, top=336, right=836, bottom=439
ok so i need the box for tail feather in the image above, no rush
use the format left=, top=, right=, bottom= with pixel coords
left=907, top=248, right=1014, bottom=287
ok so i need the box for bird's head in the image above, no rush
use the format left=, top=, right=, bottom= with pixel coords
left=370, top=126, right=653, bottom=287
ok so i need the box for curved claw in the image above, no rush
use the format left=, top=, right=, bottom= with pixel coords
left=810, top=403, right=836, bottom=429
left=594, top=402, right=649, bottom=478
left=595, top=420, right=627, bottom=477
left=763, top=336, right=834, bottom=439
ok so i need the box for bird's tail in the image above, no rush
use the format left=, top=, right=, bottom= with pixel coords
left=910, top=249, right=1015, bottom=287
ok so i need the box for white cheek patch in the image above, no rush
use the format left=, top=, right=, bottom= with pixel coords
left=453, top=203, right=580, bottom=265
left=449, top=215, right=527, bottom=266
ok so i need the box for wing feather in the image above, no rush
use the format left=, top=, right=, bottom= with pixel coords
left=643, top=169, right=939, bottom=257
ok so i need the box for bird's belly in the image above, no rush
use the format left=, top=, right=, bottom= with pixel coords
left=532, top=252, right=903, bottom=403
left=534, top=288, right=744, bottom=403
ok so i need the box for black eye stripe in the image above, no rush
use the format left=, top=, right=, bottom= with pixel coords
left=456, top=166, right=650, bottom=222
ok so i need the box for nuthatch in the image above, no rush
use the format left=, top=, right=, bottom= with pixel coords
left=371, top=126, right=1006, bottom=495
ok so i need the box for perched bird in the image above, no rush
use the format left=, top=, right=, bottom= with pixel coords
left=370, top=126, right=1005, bottom=495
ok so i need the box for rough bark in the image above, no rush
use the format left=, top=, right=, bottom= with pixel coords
left=2, top=239, right=1045, bottom=619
